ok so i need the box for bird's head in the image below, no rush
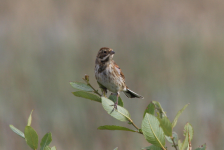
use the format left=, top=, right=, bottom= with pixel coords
left=96, top=47, right=115, bottom=63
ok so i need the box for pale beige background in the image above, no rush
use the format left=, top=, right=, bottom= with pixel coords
left=1, top=0, right=224, bottom=149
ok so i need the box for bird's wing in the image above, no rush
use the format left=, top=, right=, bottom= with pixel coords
left=113, top=61, right=125, bottom=80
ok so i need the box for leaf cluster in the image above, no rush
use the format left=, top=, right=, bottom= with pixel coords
left=10, top=75, right=206, bottom=150
left=10, top=110, right=56, bottom=150
left=70, top=75, right=207, bottom=150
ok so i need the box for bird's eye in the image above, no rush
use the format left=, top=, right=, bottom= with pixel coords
left=103, top=51, right=107, bottom=53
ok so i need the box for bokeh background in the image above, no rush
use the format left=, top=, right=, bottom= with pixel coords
left=1, top=0, right=224, bottom=149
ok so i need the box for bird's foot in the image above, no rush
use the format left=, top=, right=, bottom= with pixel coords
left=110, top=102, right=118, bottom=114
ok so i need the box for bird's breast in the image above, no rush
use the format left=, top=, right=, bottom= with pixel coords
left=95, top=64, right=125, bottom=93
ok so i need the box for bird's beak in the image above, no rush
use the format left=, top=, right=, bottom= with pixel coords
left=110, top=51, right=115, bottom=54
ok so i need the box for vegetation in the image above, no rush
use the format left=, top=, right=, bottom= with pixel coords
left=10, top=110, right=56, bottom=150
left=9, top=75, right=206, bottom=150
left=71, top=75, right=206, bottom=150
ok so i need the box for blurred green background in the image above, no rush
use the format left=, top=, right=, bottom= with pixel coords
left=1, top=0, right=224, bottom=149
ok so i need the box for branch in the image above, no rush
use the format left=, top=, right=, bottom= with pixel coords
left=171, top=137, right=178, bottom=150
left=126, top=117, right=143, bottom=134
left=130, top=121, right=143, bottom=134
left=82, top=74, right=101, bottom=96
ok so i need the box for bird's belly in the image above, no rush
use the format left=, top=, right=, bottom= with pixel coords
left=95, top=70, right=122, bottom=93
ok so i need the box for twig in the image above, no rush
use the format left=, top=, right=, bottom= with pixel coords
left=82, top=75, right=101, bottom=96
left=171, top=137, right=178, bottom=150
left=114, top=106, right=143, bottom=135
left=129, top=119, right=143, bottom=134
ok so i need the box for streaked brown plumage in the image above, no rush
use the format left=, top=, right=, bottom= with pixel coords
left=95, top=47, right=144, bottom=110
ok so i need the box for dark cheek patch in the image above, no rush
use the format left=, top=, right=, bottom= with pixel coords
left=99, top=54, right=106, bottom=59
left=101, top=57, right=109, bottom=62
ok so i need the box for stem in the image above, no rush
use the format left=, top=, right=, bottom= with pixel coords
left=88, top=83, right=101, bottom=96
left=127, top=119, right=143, bottom=134
left=132, top=122, right=143, bottom=134
left=82, top=78, right=101, bottom=96
left=171, top=137, right=178, bottom=150
left=116, top=109, right=143, bottom=135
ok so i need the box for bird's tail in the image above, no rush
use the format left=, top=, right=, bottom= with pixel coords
left=123, top=88, right=144, bottom=99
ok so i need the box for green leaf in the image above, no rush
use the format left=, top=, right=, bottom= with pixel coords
left=159, top=116, right=172, bottom=136
left=166, top=132, right=178, bottom=144
left=51, top=146, right=57, bottom=150
left=178, top=123, right=193, bottom=150
left=172, top=103, right=189, bottom=128
left=9, top=125, right=25, bottom=139
left=178, top=140, right=183, bottom=150
left=143, top=103, right=155, bottom=117
left=98, top=125, right=136, bottom=132
left=152, top=101, right=166, bottom=118
left=165, top=136, right=172, bottom=143
left=40, top=132, right=52, bottom=150
left=101, top=97, right=130, bottom=122
left=27, top=110, right=33, bottom=126
left=109, top=94, right=123, bottom=107
left=194, top=144, right=206, bottom=150
left=113, top=147, right=118, bottom=150
left=142, top=145, right=162, bottom=150
left=72, top=91, right=101, bottom=103
left=24, top=126, right=38, bottom=150
left=172, top=132, right=178, bottom=144
left=44, top=146, right=51, bottom=150
left=70, top=82, right=94, bottom=92
left=142, top=113, right=165, bottom=148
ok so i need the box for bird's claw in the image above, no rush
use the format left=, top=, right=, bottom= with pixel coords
left=110, top=103, right=118, bottom=114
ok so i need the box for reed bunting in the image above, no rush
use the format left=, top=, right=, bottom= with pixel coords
left=95, top=47, right=144, bottom=111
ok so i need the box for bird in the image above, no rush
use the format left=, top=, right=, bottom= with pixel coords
left=95, top=47, right=144, bottom=111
